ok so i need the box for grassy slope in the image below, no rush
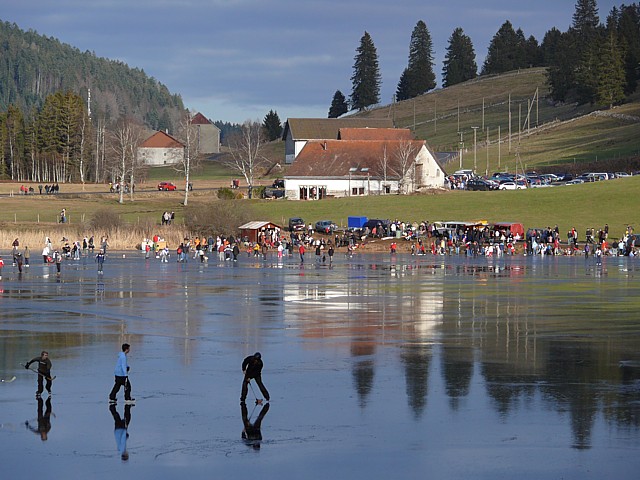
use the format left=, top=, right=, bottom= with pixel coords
left=353, top=68, right=640, bottom=173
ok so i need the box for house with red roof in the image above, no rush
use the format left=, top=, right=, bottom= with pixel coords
left=284, top=138, right=447, bottom=200
left=282, top=118, right=395, bottom=164
left=137, top=131, right=185, bottom=166
left=190, top=112, right=220, bottom=154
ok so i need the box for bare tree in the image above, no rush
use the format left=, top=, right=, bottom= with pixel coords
left=173, top=110, right=202, bottom=206
left=377, top=144, right=390, bottom=194
left=108, top=117, right=144, bottom=204
left=224, top=120, right=266, bottom=199
left=391, top=140, right=419, bottom=194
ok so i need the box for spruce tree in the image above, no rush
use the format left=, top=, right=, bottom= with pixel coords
left=396, top=20, right=436, bottom=101
left=442, top=27, right=477, bottom=87
left=328, top=90, right=349, bottom=118
left=595, top=25, right=626, bottom=107
left=350, top=31, right=381, bottom=111
left=482, top=21, right=528, bottom=74
left=616, top=4, right=640, bottom=94
left=262, top=110, right=282, bottom=141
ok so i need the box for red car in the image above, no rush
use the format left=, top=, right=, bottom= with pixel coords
left=157, top=182, right=177, bottom=191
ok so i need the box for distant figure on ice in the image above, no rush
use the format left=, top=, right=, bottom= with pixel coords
left=241, top=401, right=270, bottom=450
left=240, top=352, right=270, bottom=404
left=25, top=351, right=53, bottom=398
left=110, top=403, right=133, bottom=461
left=96, top=249, right=106, bottom=273
left=109, top=343, right=135, bottom=405
left=25, top=397, right=53, bottom=441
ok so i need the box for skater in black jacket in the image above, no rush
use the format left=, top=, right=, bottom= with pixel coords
left=25, top=351, right=53, bottom=397
left=240, top=352, right=270, bottom=404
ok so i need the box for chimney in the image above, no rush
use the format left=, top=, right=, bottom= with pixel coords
left=322, top=141, right=327, bottom=151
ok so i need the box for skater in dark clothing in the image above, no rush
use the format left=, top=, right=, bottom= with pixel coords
left=25, top=397, right=53, bottom=441
left=110, top=403, right=133, bottom=461
left=240, top=352, right=270, bottom=404
left=25, top=351, right=53, bottom=397
left=96, top=249, right=106, bottom=273
left=241, top=401, right=270, bottom=450
left=109, top=343, right=134, bottom=404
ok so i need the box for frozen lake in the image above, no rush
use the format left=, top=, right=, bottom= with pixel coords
left=1, top=251, right=640, bottom=479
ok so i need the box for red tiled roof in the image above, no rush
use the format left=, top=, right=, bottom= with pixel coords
left=190, top=112, right=211, bottom=125
left=338, top=128, right=413, bottom=141
left=140, top=131, right=184, bottom=148
left=283, top=118, right=394, bottom=141
left=285, top=140, right=427, bottom=178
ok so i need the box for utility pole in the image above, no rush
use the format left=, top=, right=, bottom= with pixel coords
left=457, top=131, right=464, bottom=169
left=486, top=127, right=489, bottom=176
left=471, top=126, right=479, bottom=173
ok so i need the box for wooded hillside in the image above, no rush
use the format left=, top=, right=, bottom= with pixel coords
left=0, top=20, right=184, bottom=131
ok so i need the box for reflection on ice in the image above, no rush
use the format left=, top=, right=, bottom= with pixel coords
left=0, top=253, right=639, bottom=478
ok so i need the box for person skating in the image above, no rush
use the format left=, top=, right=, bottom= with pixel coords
left=96, top=249, right=106, bottom=273
left=25, top=351, right=53, bottom=397
left=109, top=343, right=135, bottom=404
left=240, top=352, right=270, bottom=404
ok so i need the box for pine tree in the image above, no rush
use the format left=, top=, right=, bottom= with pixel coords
left=442, top=27, right=477, bottom=87
left=572, top=0, right=600, bottom=37
left=595, top=26, right=626, bottom=108
left=262, top=110, right=282, bottom=141
left=482, top=21, right=528, bottom=74
left=350, top=31, right=381, bottom=111
left=616, top=4, right=640, bottom=94
left=396, top=20, right=436, bottom=101
left=328, top=90, right=349, bottom=118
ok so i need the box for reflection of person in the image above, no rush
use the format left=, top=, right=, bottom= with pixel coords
left=241, top=401, right=270, bottom=450
left=25, top=397, right=52, bottom=441
left=109, top=343, right=135, bottom=404
left=110, top=403, right=133, bottom=461
left=240, top=352, right=270, bottom=404
left=25, top=351, right=52, bottom=397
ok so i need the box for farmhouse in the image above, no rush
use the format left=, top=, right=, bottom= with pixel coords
left=282, top=118, right=394, bottom=164
left=284, top=139, right=447, bottom=200
left=137, top=131, right=184, bottom=166
left=190, top=112, right=221, bottom=155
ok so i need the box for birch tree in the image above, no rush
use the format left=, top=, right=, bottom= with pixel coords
left=108, top=117, right=143, bottom=204
left=391, top=141, right=420, bottom=194
left=173, top=110, right=201, bottom=206
left=224, top=120, right=266, bottom=199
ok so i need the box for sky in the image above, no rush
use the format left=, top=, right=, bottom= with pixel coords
left=1, top=0, right=622, bottom=124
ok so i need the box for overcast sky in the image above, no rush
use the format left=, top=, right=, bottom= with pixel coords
left=1, top=0, right=621, bottom=123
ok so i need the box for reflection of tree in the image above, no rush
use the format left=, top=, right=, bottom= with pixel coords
left=540, top=341, right=598, bottom=450
left=440, top=345, right=473, bottom=410
left=481, top=362, right=536, bottom=418
left=351, top=343, right=375, bottom=408
left=401, top=344, right=431, bottom=418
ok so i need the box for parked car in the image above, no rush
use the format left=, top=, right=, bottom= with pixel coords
left=466, top=178, right=497, bottom=191
left=314, top=220, right=336, bottom=234
left=262, top=187, right=285, bottom=199
left=565, top=179, right=585, bottom=185
left=499, top=180, right=526, bottom=190
left=288, top=217, right=305, bottom=232
left=158, top=182, right=177, bottom=191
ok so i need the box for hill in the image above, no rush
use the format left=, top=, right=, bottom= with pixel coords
left=352, top=68, right=640, bottom=175
left=0, top=20, right=184, bottom=131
